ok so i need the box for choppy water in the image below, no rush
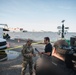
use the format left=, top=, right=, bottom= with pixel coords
left=6, top=32, right=76, bottom=41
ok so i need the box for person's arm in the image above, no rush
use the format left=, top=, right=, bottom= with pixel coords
left=44, top=52, right=51, bottom=56
left=32, top=47, right=36, bottom=57
left=40, top=44, right=52, bottom=56
left=40, top=52, right=51, bottom=56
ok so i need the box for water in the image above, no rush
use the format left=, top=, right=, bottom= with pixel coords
left=6, top=32, right=76, bottom=41
left=0, top=50, right=20, bottom=61
left=5, top=50, right=20, bottom=60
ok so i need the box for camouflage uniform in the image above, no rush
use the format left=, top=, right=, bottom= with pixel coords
left=21, top=44, right=34, bottom=75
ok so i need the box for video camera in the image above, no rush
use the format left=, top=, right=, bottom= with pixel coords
left=65, top=37, right=76, bottom=70
left=58, top=37, right=76, bottom=70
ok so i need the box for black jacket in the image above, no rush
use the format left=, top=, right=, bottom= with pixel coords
left=34, top=54, right=76, bottom=75
left=45, top=43, right=52, bottom=55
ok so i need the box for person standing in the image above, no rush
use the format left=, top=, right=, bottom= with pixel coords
left=40, top=37, right=52, bottom=56
left=21, top=39, right=35, bottom=75
left=3, top=33, right=6, bottom=39
left=34, top=39, right=76, bottom=75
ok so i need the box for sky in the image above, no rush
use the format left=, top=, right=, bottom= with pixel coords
left=0, top=0, right=76, bottom=32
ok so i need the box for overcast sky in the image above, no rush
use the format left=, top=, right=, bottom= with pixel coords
left=0, top=0, right=76, bottom=32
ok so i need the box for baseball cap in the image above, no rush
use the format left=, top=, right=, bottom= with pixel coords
left=53, top=39, right=71, bottom=54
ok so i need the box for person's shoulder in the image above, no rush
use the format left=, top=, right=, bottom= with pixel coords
left=49, top=43, right=52, bottom=46
left=23, top=44, right=26, bottom=46
left=47, top=43, right=52, bottom=49
left=23, top=44, right=27, bottom=48
left=46, top=43, right=52, bottom=46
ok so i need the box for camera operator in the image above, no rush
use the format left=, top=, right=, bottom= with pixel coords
left=34, top=39, right=76, bottom=75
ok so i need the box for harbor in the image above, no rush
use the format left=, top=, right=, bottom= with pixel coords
left=0, top=0, right=76, bottom=75
left=0, top=20, right=76, bottom=75
left=0, top=21, right=76, bottom=75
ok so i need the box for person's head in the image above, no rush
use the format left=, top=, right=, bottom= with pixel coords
left=26, top=39, right=32, bottom=46
left=44, top=37, right=50, bottom=44
left=52, top=39, right=69, bottom=60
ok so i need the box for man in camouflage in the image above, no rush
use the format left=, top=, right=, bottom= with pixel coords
left=21, top=39, right=35, bottom=75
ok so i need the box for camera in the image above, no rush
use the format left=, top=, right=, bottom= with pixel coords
left=65, top=37, right=76, bottom=71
